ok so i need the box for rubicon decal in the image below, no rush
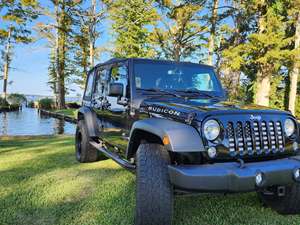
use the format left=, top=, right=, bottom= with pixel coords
left=147, top=106, right=181, bottom=116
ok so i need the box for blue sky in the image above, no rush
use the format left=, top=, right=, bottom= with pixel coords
left=0, top=1, right=110, bottom=97
left=0, top=31, right=109, bottom=96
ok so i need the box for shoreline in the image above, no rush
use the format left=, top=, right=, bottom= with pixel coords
left=39, top=109, right=77, bottom=124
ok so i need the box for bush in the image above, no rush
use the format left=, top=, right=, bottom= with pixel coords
left=0, top=97, right=9, bottom=107
left=38, top=98, right=54, bottom=110
left=27, top=101, right=35, bottom=108
left=9, top=104, right=20, bottom=110
left=7, top=93, right=26, bottom=106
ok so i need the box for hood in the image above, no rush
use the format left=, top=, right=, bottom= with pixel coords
left=140, top=96, right=292, bottom=122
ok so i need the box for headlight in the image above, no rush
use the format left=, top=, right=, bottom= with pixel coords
left=284, top=118, right=295, bottom=137
left=203, top=119, right=220, bottom=140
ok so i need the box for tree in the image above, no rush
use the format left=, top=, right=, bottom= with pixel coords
left=105, top=0, right=158, bottom=58
left=72, top=0, right=106, bottom=87
left=7, top=93, right=27, bottom=105
left=220, top=1, right=293, bottom=106
left=0, top=0, right=38, bottom=100
left=288, top=0, right=300, bottom=115
left=217, top=0, right=253, bottom=100
left=250, top=2, right=293, bottom=106
left=36, top=0, right=78, bottom=109
left=207, top=0, right=219, bottom=65
left=152, top=2, right=204, bottom=61
left=74, top=0, right=106, bottom=68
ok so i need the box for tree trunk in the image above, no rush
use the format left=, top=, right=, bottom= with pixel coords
left=55, top=1, right=60, bottom=108
left=207, top=0, right=219, bottom=66
left=89, top=0, right=96, bottom=68
left=55, top=0, right=65, bottom=109
left=255, top=6, right=271, bottom=107
left=2, top=27, right=11, bottom=100
left=288, top=12, right=300, bottom=115
left=255, top=70, right=271, bottom=106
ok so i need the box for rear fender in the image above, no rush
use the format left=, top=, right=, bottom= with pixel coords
left=77, top=106, right=99, bottom=137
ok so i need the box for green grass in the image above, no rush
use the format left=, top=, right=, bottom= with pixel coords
left=1, top=136, right=300, bottom=225
left=51, top=109, right=77, bottom=118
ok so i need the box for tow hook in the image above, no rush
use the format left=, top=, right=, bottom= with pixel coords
left=277, top=186, right=286, bottom=197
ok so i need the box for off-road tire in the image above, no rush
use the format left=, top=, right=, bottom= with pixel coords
left=258, top=184, right=300, bottom=214
left=75, top=120, right=102, bottom=163
left=135, top=144, right=173, bottom=225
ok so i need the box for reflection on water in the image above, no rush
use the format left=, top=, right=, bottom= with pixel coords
left=0, top=107, right=75, bottom=136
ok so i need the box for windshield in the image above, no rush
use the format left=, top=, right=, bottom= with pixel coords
left=133, top=61, right=223, bottom=96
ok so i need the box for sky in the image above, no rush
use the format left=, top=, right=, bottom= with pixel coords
left=0, top=1, right=110, bottom=97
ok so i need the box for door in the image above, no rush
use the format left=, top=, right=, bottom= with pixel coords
left=93, top=63, right=130, bottom=154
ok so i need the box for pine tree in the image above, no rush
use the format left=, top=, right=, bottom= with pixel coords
left=287, top=0, right=300, bottom=115
left=37, top=0, right=78, bottom=109
left=0, top=0, right=38, bottom=100
left=73, top=0, right=106, bottom=68
left=220, top=1, right=293, bottom=106
left=217, top=0, right=253, bottom=100
left=207, top=0, right=219, bottom=65
left=105, top=0, right=158, bottom=58
left=152, top=2, right=204, bottom=61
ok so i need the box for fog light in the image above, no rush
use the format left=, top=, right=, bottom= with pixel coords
left=293, top=142, right=298, bottom=151
left=294, top=169, right=300, bottom=181
left=255, top=172, right=264, bottom=186
left=207, top=147, right=217, bottom=158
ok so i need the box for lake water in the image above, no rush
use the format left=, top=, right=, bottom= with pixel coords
left=0, top=107, right=76, bottom=136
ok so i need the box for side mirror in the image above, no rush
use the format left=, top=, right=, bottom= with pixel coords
left=108, top=83, right=123, bottom=97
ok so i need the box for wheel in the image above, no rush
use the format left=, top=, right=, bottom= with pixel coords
left=135, top=144, right=173, bottom=225
left=75, top=120, right=103, bottom=163
left=258, top=184, right=300, bottom=214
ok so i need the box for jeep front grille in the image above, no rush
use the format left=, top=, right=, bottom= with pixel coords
left=226, top=120, right=285, bottom=156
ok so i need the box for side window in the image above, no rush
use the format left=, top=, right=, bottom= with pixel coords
left=95, top=67, right=109, bottom=98
left=106, top=64, right=128, bottom=111
left=110, top=65, right=128, bottom=87
left=84, top=70, right=95, bottom=100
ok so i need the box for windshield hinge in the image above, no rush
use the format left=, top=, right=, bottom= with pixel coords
left=185, top=112, right=196, bottom=125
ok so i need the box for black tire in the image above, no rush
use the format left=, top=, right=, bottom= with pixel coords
left=258, top=184, right=300, bottom=214
left=75, top=120, right=101, bottom=163
left=135, top=144, right=173, bottom=225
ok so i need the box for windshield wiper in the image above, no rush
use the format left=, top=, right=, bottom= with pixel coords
left=174, top=89, right=217, bottom=99
left=137, top=88, right=181, bottom=97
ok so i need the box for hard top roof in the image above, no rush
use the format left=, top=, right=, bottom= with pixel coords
left=94, top=57, right=214, bottom=69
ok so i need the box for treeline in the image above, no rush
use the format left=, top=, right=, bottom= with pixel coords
left=0, top=0, right=300, bottom=115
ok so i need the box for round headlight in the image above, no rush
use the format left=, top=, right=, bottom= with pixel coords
left=203, top=119, right=220, bottom=140
left=284, top=118, right=295, bottom=137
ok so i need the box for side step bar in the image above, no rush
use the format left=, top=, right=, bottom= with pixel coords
left=89, top=140, right=136, bottom=171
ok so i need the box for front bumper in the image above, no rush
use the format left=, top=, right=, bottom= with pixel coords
left=168, top=156, right=300, bottom=192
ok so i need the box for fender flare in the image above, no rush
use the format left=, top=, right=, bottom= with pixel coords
left=126, top=118, right=205, bottom=159
left=77, top=106, right=99, bottom=137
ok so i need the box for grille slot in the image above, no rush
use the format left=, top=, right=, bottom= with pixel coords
left=226, top=120, right=284, bottom=156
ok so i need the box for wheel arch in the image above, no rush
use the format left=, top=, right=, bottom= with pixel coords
left=77, top=106, right=99, bottom=137
left=126, top=118, right=204, bottom=160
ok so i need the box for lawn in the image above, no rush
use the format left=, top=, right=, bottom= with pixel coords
left=51, top=109, right=77, bottom=119
left=1, top=136, right=300, bottom=225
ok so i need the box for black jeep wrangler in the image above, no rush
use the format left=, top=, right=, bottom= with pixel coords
left=75, top=58, right=300, bottom=225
